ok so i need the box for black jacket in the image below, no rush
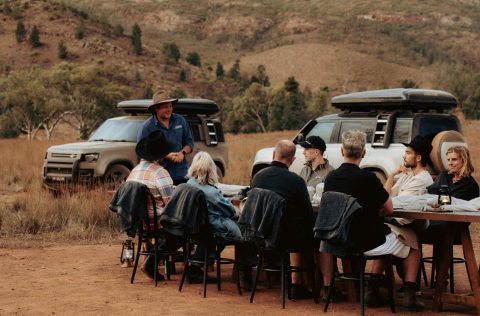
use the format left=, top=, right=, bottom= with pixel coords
left=238, top=187, right=285, bottom=249
left=109, top=181, right=147, bottom=238
left=160, top=183, right=208, bottom=237
left=314, top=191, right=362, bottom=256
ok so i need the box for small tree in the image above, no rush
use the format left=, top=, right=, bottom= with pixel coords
left=113, top=24, right=124, bottom=37
left=179, top=69, right=187, bottom=82
left=29, top=25, right=41, bottom=47
left=15, top=20, right=26, bottom=42
left=163, top=42, right=180, bottom=63
left=58, top=40, right=68, bottom=59
left=75, top=22, right=85, bottom=39
left=170, top=87, right=187, bottom=98
left=400, top=79, right=418, bottom=89
left=228, top=59, right=240, bottom=80
left=215, top=62, right=225, bottom=78
left=131, top=23, right=142, bottom=55
left=143, top=84, right=153, bottom=99
left=186, top=52, right=201, bottom=67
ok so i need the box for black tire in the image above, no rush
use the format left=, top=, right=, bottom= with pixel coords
left=104, top=164, right=131, bottom=191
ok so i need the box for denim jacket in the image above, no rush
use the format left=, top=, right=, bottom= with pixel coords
left=187, top=178, right=242, bottom=242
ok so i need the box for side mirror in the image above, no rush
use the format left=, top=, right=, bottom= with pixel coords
left=296, top=133, right=305, bottom=143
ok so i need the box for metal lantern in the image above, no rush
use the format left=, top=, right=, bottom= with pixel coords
left=120, top=239, right=135, bottom=263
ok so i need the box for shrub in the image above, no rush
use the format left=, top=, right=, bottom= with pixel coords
left=113, top=24, right=124, bottom=37
left=58, top=40, right=68, bottom=59
left=29, top=25, right=41, bottom=47
left=179, top=69, right=186, bottom=82
left=170, top=87, right=187, bottom=98
left=186, top=52, right=201, bottom=67
left=163, top=42, right=180, bottom=63
left=215, top=62, right=224, bottom=78
left=15, top=20, right=26, bottom=42
left=131, top=23, right=142, bottom=55
left=75, top=22, right=85, bottom=39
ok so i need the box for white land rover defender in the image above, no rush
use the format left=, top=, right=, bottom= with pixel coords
left=251, top=88, right=467, bottom=181
left=42, top=98, right=228, bottom=190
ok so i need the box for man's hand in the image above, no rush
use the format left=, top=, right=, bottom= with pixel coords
left=166, top=151, right=185, bottom=163
left=392, top=164, right=407, bottom=176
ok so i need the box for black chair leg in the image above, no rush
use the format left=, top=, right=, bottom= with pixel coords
left=130, top=237, right=142, bottom=284
left=250, top=253, right=263, bottom=303
left=307, top=252, right=319, bottom=304
left=385, top=256, right=396, bottom=313
left=234, top=245, right=242, bottom=296
left=359, top=257, right=365, bottom=316
left=203, top=244, right=209, bottom=298
left=450, top=258, right=455, bottom=293
left=216, top=245, right=222, bottom=291
left=281, top=253, right=286, bottom=309
left=323, top=256, right=336, bottom=312
left=154, top=237, right=159, bottom=287
left=179, top=242, right=191, bottom=292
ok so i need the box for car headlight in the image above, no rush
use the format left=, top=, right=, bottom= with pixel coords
left=82, top=153, right=99, bottom=162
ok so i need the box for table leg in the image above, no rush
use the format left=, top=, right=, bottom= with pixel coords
left=459, top=224, right=480, bottom=315
left=433, top=222, right=454, bottom=312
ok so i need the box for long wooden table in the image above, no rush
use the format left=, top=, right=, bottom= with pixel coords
left=393, top=209, right=480, bottom=315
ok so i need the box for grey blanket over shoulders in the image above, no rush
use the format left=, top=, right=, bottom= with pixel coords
left=160, top=183, right=207, bottom=237
left=314, top=191, right=362, bottom=245
left=109, top=181, right=147, bottom=238
left=238, top=187, right=285, bottom=249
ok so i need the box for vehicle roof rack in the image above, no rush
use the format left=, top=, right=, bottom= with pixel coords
left=117, top=98, right=219, bottom=115
left=331, top=88, right=457, bottom=112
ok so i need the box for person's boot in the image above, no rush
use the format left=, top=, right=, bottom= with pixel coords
left=365, top=282, right=388, bottom=307
left=141, top=255, right=165, bottom=281
left=403, top=282, right=425, bottom=312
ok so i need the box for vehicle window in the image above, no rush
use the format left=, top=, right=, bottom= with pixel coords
left=337, top=120, right=375, bottom=142
left=417, top=116, right=459, bottom=140
left=89, top=120, right=144, bottom=142
left=305, top=122, right=335, bottom=143
left=392, top=118, right=412, bottom=143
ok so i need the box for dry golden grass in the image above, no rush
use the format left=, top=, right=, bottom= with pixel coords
left=0, top=123, right=479, bottom=243
left=223, top=130, right=296, bottom=185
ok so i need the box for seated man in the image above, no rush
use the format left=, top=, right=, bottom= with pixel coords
left=384, top=135, right=433, bottom=229
left=322, top=130, right=424, bottom=311
left=251, top=140, right=315, bottom=299
left=127, top=130, right=181, bottom=280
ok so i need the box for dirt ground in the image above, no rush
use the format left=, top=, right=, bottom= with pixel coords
left=0, top=241, right=478, bottom=316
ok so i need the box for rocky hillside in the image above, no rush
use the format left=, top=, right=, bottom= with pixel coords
left=1, top=0, right=480, bottom=95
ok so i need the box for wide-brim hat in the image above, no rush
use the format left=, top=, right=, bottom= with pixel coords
left=299, top=136, right=327, bottom=153
left=136, top=130, right=175, bottom=161
left=148, top=90, right=178, bottom=114
left=402, top=136, right=433, bottom=163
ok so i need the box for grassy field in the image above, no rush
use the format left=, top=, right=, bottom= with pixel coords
left=0, top=123, right=478, bottom=245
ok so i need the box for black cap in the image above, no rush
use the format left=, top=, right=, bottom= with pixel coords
left=299, top=136, right=327, bottom=153
left=402, top=136, right=432, bottom=164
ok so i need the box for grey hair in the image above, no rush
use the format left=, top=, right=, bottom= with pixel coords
left=187, top=151, right=218, bottom=185
left=341, top=130, right=366, bottom=159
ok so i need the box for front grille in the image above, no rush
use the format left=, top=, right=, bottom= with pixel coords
left=52, top=153, right=79, bottom=158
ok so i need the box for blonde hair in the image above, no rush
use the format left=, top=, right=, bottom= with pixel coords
left=187, top=151, right=218, bottom=185
left=341, top=130, right=366, bottom=159
left=447, top=145, right=474, bottom=177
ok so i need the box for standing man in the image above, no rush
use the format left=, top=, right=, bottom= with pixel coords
left=298, top=136, right=334, bottom=188
left=251, top=140, right=315, bottom=299
left=137, top=90, right=194, bottom=185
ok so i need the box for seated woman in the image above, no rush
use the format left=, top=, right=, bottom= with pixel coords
left=421, top=145, right=479, bottom=277
left=186, top=151, right=242, bottom=282
left=187, top=151, right=242, bottom=242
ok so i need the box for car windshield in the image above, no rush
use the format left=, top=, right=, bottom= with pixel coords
left=88, top=119, right=144, bottom=142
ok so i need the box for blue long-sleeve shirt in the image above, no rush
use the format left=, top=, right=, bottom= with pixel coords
left=137, top=113, right=194, bottom=181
